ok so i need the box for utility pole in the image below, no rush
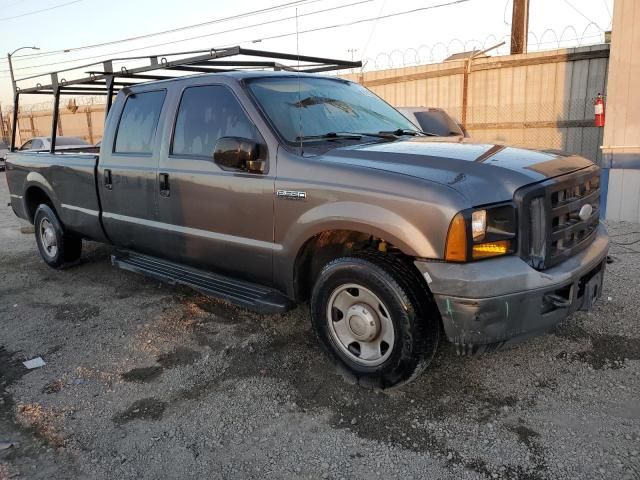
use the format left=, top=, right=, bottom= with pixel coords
left=510, top=0, right=530, bottom=54
left=0, top=102, right=5, bottom=143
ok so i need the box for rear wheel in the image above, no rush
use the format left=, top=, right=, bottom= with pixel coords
left=310, top=253, right=440, bottom=388
left=34, top=204, right=82, bottom=269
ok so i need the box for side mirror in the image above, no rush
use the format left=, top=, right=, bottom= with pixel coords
left=213, top=137, right=265, bottom=174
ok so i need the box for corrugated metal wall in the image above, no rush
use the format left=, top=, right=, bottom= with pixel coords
left=601, top=0, right=640, bottom=223
left=344, top=44, right=609, bottom=163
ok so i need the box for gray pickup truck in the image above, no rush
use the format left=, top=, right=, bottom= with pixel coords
left=5, top=53, right=608, bottom=388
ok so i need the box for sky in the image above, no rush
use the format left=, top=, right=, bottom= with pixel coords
left=0, top=0, right=614, bottom=107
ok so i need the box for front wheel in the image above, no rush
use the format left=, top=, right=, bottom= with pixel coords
left=310, top=253, right=440, bottom=389
left=34, top=204, right=82, bottom=269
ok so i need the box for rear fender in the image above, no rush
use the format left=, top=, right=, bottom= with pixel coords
left=24, top=172, right=60, bottom=219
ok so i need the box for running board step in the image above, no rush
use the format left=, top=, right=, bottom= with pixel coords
left=111, top=250, right=293, bottom=314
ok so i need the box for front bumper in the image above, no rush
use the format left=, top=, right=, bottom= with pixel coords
left=415, top=224, right=609, bottom=353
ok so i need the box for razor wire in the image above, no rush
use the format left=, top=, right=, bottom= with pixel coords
left=360, top=23, right=606, bottom=71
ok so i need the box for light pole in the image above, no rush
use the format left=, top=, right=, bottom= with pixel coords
left=7, top=46, right=39, bottom=95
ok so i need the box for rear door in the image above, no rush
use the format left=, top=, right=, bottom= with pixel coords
left=156, top=82, right=275, bottom=285
left=99, top=89, right=167, bottom=254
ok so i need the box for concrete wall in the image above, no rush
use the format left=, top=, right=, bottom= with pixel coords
left=344, top=44, right=610, bottom=163
left=602, top=0, right=640, bottom=223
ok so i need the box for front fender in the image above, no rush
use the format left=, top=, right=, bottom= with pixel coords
left=283, top=201, right=437, bottom=258
left=274, top=200, right=444, bottom=298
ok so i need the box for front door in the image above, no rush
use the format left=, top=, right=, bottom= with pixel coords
left=156, top=84, right=274, bottom=285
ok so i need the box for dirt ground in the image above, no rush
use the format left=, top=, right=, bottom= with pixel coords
left=1, top=172, right=639, bottom=480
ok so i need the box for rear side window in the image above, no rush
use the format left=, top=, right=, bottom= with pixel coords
left=171, top=85, right=258, bottom=158
left=115, top=90, right=166, bottom=154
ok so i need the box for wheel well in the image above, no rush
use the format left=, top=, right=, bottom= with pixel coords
left=293, top=230, right=426, bottom=302
left=25, top=186, right=54, bottom=223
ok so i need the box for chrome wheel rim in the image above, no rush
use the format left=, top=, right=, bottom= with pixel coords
left=326, top=283, right=395, bottom=367
left=39, top=218, right=58, bottom=258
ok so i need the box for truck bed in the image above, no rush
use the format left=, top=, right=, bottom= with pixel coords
left=5, top=151, right=107, bottom=242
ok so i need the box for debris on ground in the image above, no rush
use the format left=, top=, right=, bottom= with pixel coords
left=22, top=357, right=46, bottom=369
left=0, top=441, right=16, bottom=451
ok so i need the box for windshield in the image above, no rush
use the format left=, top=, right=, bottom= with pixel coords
left=247, top=76, right=417, bottom=144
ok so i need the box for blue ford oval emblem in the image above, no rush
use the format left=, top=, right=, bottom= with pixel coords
left=579, top=204, right=593, bottom=221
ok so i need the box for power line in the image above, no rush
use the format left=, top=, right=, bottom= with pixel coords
left=361, top=0, right=387, bottom=58
left=8, top=0, right=319, bottom=62
left=562, top=0, right=603, bottom=29
left=1, top=0, right=470, bottom=79
left=1, top=0, right=373, bottom=74
left=503, top=0, right=511, bottom=26
left=251, top=0, right=471, bottom=44
left=0, top=0, right=85, bottom=21
left=602, top=0, right=612, bottom=28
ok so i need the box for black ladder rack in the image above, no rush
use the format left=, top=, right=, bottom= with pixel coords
left=9, top=45, right=361, bottom=152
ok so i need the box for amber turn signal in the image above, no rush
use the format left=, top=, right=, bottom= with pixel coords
left=472, top=240, right=511, bottom=259
left=444, top=213, right=468, bottom=262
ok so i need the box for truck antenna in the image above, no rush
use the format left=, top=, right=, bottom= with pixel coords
left=296, top=7, right=303, bottom=156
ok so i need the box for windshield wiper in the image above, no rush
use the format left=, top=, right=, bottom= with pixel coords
left=296, top=132, right=362, bottom=141
left=378, top=128, right=438, bottom=137
left=295, top=130, right=432, bottom=143
left=296, top=131, right=400, bottom=141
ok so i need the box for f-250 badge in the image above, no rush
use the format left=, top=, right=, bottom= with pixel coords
left=276, top=190, right=307, bottom=200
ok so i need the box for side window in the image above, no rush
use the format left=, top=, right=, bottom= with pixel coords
left=31, top=139, right=44, bottom=149
left=114, top=90, right=166, bottom=154
left=20, top=140, right=32, bottom=150
left=172, top=85, right=258, bottom=157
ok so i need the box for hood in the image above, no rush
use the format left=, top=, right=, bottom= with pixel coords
left=320, top=138, right=594, bottom=204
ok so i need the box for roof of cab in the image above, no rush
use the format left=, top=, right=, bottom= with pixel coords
left=126, top=70, right=353, bottom=90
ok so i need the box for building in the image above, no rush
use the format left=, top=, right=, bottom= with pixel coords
left=602, top=0, right=640, bottom=222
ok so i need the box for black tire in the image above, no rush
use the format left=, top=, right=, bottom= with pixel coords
left=310, top=252, right=440, bottom=389
left=34, top=204, right=82, bottom=269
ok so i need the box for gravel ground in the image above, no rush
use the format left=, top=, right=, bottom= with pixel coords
left=1, top=171, right=639, bottom=480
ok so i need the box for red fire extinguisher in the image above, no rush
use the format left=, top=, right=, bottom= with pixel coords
left=594, top=93, right=605, bottom=127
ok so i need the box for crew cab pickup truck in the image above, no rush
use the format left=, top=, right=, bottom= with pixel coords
left=5, top=71, right=609, bottom=388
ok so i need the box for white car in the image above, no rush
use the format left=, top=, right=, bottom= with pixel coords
left=397, top=107, right=468, bottom=139
left=18, top=136, right=91, bottom=152
left=0, top=141, right=8, bottom=171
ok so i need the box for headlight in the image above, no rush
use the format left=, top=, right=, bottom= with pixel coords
left=471, top=210, right=486, bottom=241
left=445, top=204, right=516, bottom=262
